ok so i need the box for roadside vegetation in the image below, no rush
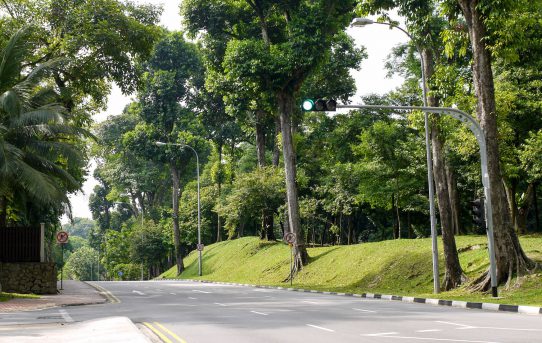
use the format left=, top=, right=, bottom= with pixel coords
left=1, top=0, right=541, bottom=298
left=0, top=293, right=39, bottom=302
left=160, top=236, right=542, bottom=306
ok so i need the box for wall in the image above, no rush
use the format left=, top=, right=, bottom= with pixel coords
left=0, top=262, right=57, bottom=294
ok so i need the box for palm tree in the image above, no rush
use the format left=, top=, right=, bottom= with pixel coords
left=0, top=28, right=87, bottom=226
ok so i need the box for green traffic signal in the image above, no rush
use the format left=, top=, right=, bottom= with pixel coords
left=301, top=98, right=337, bottom=112
left=302, top=99, right=315, bottom=111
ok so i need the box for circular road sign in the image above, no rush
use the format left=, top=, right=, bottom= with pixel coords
left=283, top=232, right=296, bottom=244
left=197, top=244, right=204, bottom=251
left=56, top=231, right=69, bottom=244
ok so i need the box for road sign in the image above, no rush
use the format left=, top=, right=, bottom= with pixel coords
left=56, top=231, right=69, bottom=244
left=283, top=232, right=296, bottom=244
left=118, top=271, right=123, bottom=277
left=197, top=244, right=204, bottom=251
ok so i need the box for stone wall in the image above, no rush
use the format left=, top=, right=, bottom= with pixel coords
left=0, top=262, right=57, bottom=294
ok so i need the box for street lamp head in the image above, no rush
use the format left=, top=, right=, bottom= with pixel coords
left=350, top=17, right=374, bottom=27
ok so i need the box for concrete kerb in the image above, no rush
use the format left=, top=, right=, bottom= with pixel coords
left=84, top=281, right=121, bottom=304
left=153, top=278, right=542, bottom=316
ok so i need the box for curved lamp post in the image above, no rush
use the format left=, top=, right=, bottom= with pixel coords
left=155, top=141, right=202, bottom=277
left=351, top=17, right=440, bottom=293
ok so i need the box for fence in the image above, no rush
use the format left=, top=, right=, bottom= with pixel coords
left=0, top=227, right=41, bottom=262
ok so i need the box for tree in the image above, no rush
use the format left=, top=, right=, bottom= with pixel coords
left=0, top=28, right=86, bottom=226
left=129, top=31, right=206, bottom=275
left=183, top=0, right=359, bottom=273
left=448, top=0, right=538, bottom=289
left=64, top=246, right=99, bottom=281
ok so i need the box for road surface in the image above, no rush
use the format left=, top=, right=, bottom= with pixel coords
left=1, top=280, right=541, bottom=342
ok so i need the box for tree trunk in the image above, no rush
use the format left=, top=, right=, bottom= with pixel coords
left=431, top=120, right=466, bottom=289
left=170, top=163, right=184, bottom=275
left=458, top=0, right=536, bottom=289
left=422, top=47, right=465, bottom=290
left=278, top=91, right=308, bottom=274
left=445, top=161, right=461, bottom=235
left=255, top=110, right=267, bottom=168
left=516, top=183, right=535, bottom=234
left=273, top=116, right=281, bottom=167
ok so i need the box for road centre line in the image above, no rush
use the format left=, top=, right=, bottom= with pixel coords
left=188, top=297, right=197, bottom=300
left=58, top=309, right=74, bottom=323
left=250, top=311, right=269, bottom=316
left=192, top=290, right=211, bottom=294
left=132, top=290, right=145, bottom=295
left=352, top=308, right=376, bottom=313
left=214, top=303, right=227, bottom=306
left=303, top=301, right=320, bottom=305
left=170, top=293, right=176, bottom=295
left=306, top=324, right=335, bottom=332
left=154, top=322, right=188, bottom=343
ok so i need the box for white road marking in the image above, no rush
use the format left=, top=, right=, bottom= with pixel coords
left=132, top=290, right=145, bottom=295
left=303, top=301, right=320, bottom=305
left=59, top=309, right=74, bottom=323
left=214, top=302, right=227, bottom=306
left=170, top=293, right=176, bottom=295
left=363, top=332, right=398, bottom=337
left=435, top=321, right=541, bottom=332
left=370, top=335, right=499, bottom=343
left=192, top=290, right=211, bottom=294
left=188, top=297, right=197, bottom=300
left=352, top=307, right=376, bottom=313
left=251, top=311, right=269, bottom=316
left=416, top=329, right=442, bottom=333
left=306, top=324, right=335, bottom=332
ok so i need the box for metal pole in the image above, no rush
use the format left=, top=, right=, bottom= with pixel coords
left=290, top=245, right=293, bottom=287
left=196, top=149, right=202, bottom=277
left=60, top=243, right=64, bottom=290
left=338, top=104, right=498, bottom=296
left=419, top=51, right=440, bottom=295
left=141, top=213, right=144, bottom=281
left=350, top=20, right=440, bottom=293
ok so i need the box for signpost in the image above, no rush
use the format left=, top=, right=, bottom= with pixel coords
left=197, top=244, right=205, bottom=251
left=56, top=231, right=69, bottom=290
left=284, top=233, right=297, bottom=286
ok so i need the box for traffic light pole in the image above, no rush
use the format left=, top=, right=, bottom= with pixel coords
left=338, top=103, right=499, bottom=297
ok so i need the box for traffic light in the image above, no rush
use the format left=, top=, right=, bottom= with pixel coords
left=471, top=198, right=486, bottom=230
left=301, top=99, right=337, bottom=112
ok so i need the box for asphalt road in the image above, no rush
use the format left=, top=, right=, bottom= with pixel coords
left=1, top=280, right=541, bottom=343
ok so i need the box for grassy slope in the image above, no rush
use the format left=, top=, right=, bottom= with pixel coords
left=159, top=235, right=542, bottom=306
left=0, top=292, right=39, bottom=302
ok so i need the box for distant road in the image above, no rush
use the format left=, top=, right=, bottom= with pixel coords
left=2, top=280, right=542, bottom=342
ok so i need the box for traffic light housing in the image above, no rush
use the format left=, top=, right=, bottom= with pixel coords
left=471, top=198, right=486, bottom=230
left=301, top=99, right=337, bottom=112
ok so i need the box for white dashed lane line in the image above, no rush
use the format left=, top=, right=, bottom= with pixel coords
left=192, top=290, right=212, bottom=294
left=59, top=309, right=74, bottom=323
left=214, top=303, right=227, bottom=306
left=132, top=290, right=145, bottom=295
left=306, top=324, right=335, bottom=332
left=352, top=307, right=376, bottom=313
left=250, top=311, right=268, bottom=316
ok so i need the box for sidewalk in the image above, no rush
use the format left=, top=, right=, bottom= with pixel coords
left=0, top=280, right=107, bottom=313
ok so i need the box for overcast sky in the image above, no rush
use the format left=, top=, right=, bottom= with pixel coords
left=65, top=1, right=408, bottom=221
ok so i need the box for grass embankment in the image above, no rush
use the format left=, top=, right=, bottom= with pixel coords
left=159, top=235, right=542, bottom=306
left=0, top=292, right=39, bottom=302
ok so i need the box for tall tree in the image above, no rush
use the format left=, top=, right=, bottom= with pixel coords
left=449, top=0, right=537, bottom=288
left=127, top=32, right=205, bottom=275
left=183, top=0, right=359, bottom=273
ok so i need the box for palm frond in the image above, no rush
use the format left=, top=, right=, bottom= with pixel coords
left=0, top=27, right=31, bottom=91
left=0, top=90, right=22, bottom=117
left=10, top=107, right=65, bottom=127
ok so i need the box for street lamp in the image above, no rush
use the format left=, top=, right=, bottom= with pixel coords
left=155, top=141, right=202, bottom=277
left=351, top=17, right=440, bottom=293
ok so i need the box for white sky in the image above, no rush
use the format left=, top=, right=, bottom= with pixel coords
left=65, top=1, right=408, bottom=221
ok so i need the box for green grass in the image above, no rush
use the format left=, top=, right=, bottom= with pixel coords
left=0, top=292, right=40, bottom=302
left=159, top=235, right=542, bottom=307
